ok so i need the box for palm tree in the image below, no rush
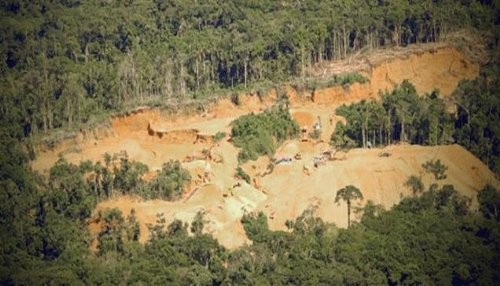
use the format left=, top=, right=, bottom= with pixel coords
left=335, top=185, right=364, bottom=227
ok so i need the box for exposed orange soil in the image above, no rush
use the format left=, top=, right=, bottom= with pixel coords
left=93, top=143, right=498, bottom=249
left=311, top=47, right=479, bottom=105
left=31, top=41, right=496, bottom=249
left=292, top=111, right=315, bottom=127
left=262, top=143, right=497, bottom=232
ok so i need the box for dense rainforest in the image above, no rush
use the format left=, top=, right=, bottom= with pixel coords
left=2, top=0, right=500, bottom=284
left=1, top=0, right=499, bottom=141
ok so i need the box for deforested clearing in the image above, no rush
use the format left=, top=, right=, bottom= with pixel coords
left=32, top=43, right=497, bottom=249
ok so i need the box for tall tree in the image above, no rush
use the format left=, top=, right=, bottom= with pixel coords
left=335, top=185, right=364, bottom=227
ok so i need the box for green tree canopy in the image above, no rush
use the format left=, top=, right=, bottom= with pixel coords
left=335, top=185, right=364, bottom=227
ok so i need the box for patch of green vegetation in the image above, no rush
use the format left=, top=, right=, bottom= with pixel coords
left=235, top=166, right=251, bottom=184
left=47, top=152, right=191, bottom=202
left=453, top=64, right=500, bottom=176
left=330, top=72, right=500, bottom=178
left=302, top=72, right=369, bottom=91
left=230, top=93, right=241, bottom=106
left=231, top=106, right=300, bottom=163
left=339, top=72, right=370, bottom=86
left=146, top=160, right=191, bottom=200
left=213, top=131, right=226, bottom=143
left=308, top=128, right=321, bottom=140
left=331, top=80, right=453, bottom=149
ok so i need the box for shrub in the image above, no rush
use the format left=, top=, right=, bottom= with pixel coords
left=241, top=212, right=270, bottom=243
left=231, top=106, right=300, bottom=163
left=213, top=131, right=226, bottom=143
left=339, top=72, right=369, bottom=86
left=305, top=79, right=319, bottom=91
left=235, top=166, right=251, bottom=184
left=405, top=175, right=424, bottom=195
left=422, top=159, right=448, bottom=181
left=252, top=80, right=273, bottom=101
left=113, top=156, right=149, bottom=194
left=147, top=160, right=191, bottom=200
left=230, top=93, right=241, bottom=106
left=309, top=128, right=321, bottom=140
left=237, top=148, right=259, bottom=162
left=303, top=72, right=369, bottom=91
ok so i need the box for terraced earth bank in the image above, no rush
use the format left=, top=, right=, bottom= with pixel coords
left=33, top=41, right=498, bottom=249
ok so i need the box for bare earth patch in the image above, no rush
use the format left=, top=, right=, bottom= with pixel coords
left=32, top=41, right=497, bottom=249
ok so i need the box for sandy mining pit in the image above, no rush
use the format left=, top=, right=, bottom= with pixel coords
left=32, top=40, right=497, bottom=249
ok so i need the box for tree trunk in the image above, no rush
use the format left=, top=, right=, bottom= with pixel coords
left=230, top=62, right=234, bottom=89
left=342, top=24, right=347, bottom=58
left=42, top=107, right=48, bottom=133
left=351, top=31, right=357, bottom=52
left=139, top=74, right=144, bottom=103
left=244, top=56, right=248, bottom=88
left=318, top=45, right=322, bottom=64
left=379, top=126, right=382, bottom=146
left=211, top=54, right=216, bottom=85
left=300, top=46, right=305, bottom=79
left=258, top=59, right=262, bottom=80
left=202, top=52, right=206, bottom=89
left=432, top=19, right=436, bottom=42
left=401, top=116, right=405, bottom=142
left=164, top=66, right=172, bottom=99
left=367, top=29, right=371, bottom=51
left=180, top=59, right=186, bottom=98
left=331, top=32, right=335, bottom=60
left=388, top=116, right=392, bottom=145
left=362, top=124, right=366, bottom=148
left=195, top=54, right=200, bottom=91
left=235, top=62, right=239, bottom=86
left=394, top=25, right=400, bottom=46
left=66, top=97, right=72, bottom=127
